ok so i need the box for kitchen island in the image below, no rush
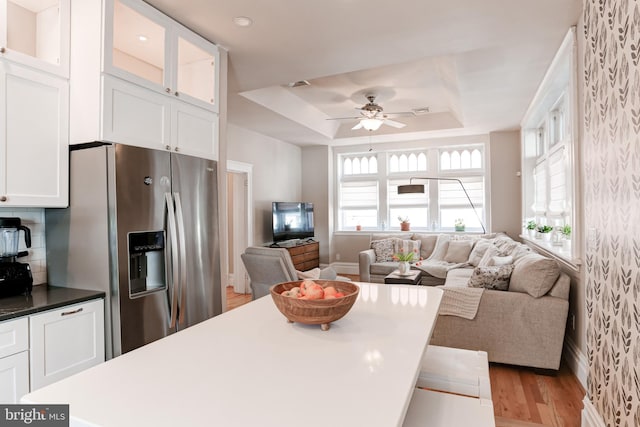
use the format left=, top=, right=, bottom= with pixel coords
left=22, top=283, right=442, bottom=427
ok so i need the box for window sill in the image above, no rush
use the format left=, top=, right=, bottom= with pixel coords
left=519, top=234, right=581, bottom=272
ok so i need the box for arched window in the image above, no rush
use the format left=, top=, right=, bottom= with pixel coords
left=417, top=153, right=427, bottom=170
left=399, top=154, right=408, bottom=171
left=408, top=153, right=418, bottom=171
left=361, top=157, right=369, bottom=174
left=451, top=151, right=461, bottom=169
left=471, top=150, right=482, bottom=168
left=389, top=155, right=399, bottom=172
left=343, top=158, right=352, bottom=175
left=461, top=150, right=471, bottom=169
left=352, top=157, right=361, bottom=174
left=440, top=152, right=450, bottom=170
left=369, top=156, right=378, bottom=173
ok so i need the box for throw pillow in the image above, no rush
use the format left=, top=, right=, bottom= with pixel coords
left=490, top=255, right=514, bottom=266
left=468, top=264, right=514, bottom=291
left=427, top=234, right=451, bottom=260
left=477, top=246, right=507, bottom=267
left=395, top=239, right=421, bottom=260
left=370, top=238, right=396, bottom=262
left=443, top=240, right=474, bottom=263
left=467, top=239, right=493, bottom=266
left=411, top=234, right=438, bottom=259
left=509, top=254, right=561, bottom=298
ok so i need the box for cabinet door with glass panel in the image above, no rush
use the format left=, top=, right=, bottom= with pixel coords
left=104, top=0, right=220, bottom=112
left=0, top=0, right=70, bottom=77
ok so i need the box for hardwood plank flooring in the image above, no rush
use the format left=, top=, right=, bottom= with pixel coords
left=225, top=282, right=585, bottom=426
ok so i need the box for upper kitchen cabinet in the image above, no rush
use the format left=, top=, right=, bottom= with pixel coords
left=0, top=60, right=69, bottom=207
left=104, top=0, right=220, bottom=112
left=0, top=0, right=70, bottom=77
left=71, top=0, right=221, bottom=160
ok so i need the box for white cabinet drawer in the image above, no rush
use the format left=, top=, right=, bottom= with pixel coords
left=0, top=317, right=28, bottom=358
left=29, top=299, right=105, bottom=390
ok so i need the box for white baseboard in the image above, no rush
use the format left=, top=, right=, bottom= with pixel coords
left=330, top=262, right=359, bottom=275
left=581, top=396, right=605, bottom=427
left=564, top=336, right=588, bottom=390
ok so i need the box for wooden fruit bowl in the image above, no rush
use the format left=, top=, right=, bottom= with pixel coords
left=270, top=280, right=359, bottom=331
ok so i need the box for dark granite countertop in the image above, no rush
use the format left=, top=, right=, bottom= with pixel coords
left=0, top=285, right=105, bottom=322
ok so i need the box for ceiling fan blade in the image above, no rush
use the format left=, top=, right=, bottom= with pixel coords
left=351, top=122, right=364, bottom=130
left=384, top=111, right=415, bottom=117
left=326, top=116, right=362, bottom=121
left=383, top=119, right=406, bottom=128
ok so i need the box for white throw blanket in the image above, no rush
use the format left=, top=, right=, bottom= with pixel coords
left=416, top=234, right=469, bottom=278
left=437, top=286, right=484, bottom=320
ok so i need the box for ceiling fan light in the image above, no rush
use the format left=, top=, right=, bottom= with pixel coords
left=360, top=118, right=383, bottom=131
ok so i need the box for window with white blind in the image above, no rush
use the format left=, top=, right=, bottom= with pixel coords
left=521, top=28, right=577, bottom=262
left=337, top=145, right=486, bottom=232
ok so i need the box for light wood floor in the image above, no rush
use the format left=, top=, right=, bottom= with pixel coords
left=225, top=285, right=585, bottom=426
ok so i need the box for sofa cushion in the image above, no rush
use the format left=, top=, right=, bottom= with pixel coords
left=411, top=234, right=438, bottom=259
left=444, top=268, right=473, bottom=287
left=370, top=261, right=401, bottom=276
left=443, top=240, right=474, bottom=263
left=370, top=238, right=397, bottom=262
left=509, top=254, right=560, bottom=297
left=468, top=265, right=514, bottom=291
left=468, top=239, right=493, bottom=266
left=490, top=255, right=514, bottom=266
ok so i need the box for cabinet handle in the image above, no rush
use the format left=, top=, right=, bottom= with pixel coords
left=0, top=47, right=5, bottom=54
left=0, top=196, right=6, bottom=202
left=61, top=307, right=83, bottom=316
left=174, top=147, right=179, bottom=152
left=165, top=145, right=171, bottom=150
left=165, top=88, right=171, bottom=93
left=174, top=92, right=179, bottom=97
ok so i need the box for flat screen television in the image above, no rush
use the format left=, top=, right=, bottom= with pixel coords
left=272, top=202, right=314, bottom=242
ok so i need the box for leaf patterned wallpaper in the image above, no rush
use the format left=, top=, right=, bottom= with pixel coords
left=583, top=0, right=640, bottom=425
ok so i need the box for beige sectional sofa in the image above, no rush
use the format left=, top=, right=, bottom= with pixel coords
left=358, top=233, right=570, bottom=370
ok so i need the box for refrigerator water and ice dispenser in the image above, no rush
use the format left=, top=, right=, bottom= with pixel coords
left=128, top=231, right=166, bottom=296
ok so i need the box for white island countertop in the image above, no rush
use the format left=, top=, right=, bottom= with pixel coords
left=22, top=283, right=442, bottom=427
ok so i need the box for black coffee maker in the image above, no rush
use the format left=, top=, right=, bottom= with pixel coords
left=0, top=217, right=33, bottom=298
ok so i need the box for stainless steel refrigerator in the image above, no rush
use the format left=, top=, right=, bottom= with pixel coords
left=46, top=143, right=222, bottom=359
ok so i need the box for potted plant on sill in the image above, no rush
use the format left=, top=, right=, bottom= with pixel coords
left=561, top=225, right=571, bottom=250
left=526, top=220, right=537, bottom=238
left=454, top=218, right=465, bottom=232
left=536, top=225, right=553, bottom=241
left=398, top=216, right=410, bottom=231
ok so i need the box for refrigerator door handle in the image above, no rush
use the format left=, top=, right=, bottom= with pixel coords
left=174, top=192, right=188, bottom=325
left=165, top=192, right=179, bottom=329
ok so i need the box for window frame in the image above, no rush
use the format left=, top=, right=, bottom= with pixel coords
left=334, top=139, right=489, bottom=233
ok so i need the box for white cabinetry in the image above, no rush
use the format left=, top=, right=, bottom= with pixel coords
left=71, top=0, right=220, bottom=160
left=0, top=0, right=70, bottom=77
left=0, top=317, right=29, bottom=404
left=29, top=299, right=105, bottom=390
left=0, top=61, right=69, bottom=207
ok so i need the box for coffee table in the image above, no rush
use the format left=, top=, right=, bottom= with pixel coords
left=384, top=269, right=422, bottom=285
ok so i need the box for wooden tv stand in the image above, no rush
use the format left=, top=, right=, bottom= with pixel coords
left=284, top=241, right=319, bottom=271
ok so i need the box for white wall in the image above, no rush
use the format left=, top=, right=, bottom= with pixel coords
left=301, top=146, right=331, bottom=264
left=488, top=130, right=522, bottom=238
left=226, top=124, right=302, bottom=245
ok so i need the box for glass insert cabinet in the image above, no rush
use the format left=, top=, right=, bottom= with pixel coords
left=0, top=0, right=70, bottom=77
left=105, top=0, right=220, bottom=112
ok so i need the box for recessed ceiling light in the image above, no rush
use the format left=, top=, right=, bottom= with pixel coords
left=138, top=35, right=148, bottom=42
left=233, top=16, right=253, bottom=27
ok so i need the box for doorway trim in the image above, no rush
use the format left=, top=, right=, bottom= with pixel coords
left=227, top=160, right=253, bottom=294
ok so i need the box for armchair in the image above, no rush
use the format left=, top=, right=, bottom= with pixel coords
left=241, top=246, right=344, bottom=300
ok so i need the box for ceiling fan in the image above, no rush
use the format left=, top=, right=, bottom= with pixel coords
left=327, top=94, right=415, bottom=131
